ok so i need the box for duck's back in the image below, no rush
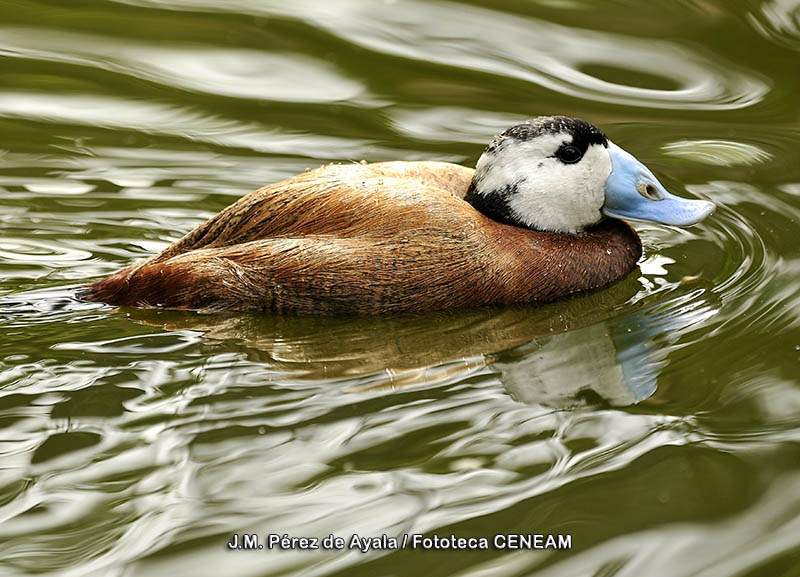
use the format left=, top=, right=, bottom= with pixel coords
left=149, top=161, right=476, bottom=262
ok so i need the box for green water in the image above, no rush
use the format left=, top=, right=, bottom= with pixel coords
left=1, top=0, right=799, bottom=575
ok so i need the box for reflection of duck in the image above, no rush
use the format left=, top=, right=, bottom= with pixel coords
left=85, top=116, right=713, bottom=315
left=119, top=280, right=719, bottom=407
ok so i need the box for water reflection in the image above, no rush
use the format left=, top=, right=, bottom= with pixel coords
left=44, top=278, right=708, bottom=409
left=500, top=293, right=718, bottom=407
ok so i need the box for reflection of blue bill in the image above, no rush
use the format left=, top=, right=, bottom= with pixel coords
left=498, top=290, right=717, bottom=407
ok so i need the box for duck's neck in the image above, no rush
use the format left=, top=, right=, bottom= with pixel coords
left=463, top=179, right=525, bottom=229
left=486, top=218, right=643, bottom=304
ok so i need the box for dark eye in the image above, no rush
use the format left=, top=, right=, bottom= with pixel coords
left=556, top=145, right=582, bottom=164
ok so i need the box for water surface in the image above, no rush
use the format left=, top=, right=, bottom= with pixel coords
left=1, top=1, right=800, bottom=576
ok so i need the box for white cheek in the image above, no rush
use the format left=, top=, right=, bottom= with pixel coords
left=506, top=144, right=612, bottom=233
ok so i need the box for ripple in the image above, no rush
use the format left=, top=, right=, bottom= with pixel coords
left=749, top=0, right=800, bottom=50
left=525, top=472, right=800, bottom=577
left=662, top=139, right=773, bottom=166
left=0, top=148, right=313, bottom=200
left=0, top=238, right=91, bottom=263
left=0, top=92, right=390, bottom=159
left=134, top=48, right=367, bottom=104
left=0, top=286, right=109, bottom=332
left=53, top=332, right=203, bottom=355
left=117, top=0, right=771, bottom=110
left=23, top=180, right=95, bottom=195
left=31, top=431, right=102, bottom=464
left=670, top=178, right=800, bottom=348
left=390, top=107, right=525, bottom=144
left=0, top=27, right=369, bottom=104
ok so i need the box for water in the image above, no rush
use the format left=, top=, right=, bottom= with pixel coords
left=0, top=1, right=799, bottom=575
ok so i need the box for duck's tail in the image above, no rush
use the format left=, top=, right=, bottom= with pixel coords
left=82, top=260, right=210, bottom=311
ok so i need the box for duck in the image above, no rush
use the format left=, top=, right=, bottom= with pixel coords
left=83, top=116, right=714, bottom=315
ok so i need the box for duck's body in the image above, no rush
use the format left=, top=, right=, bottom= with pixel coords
left=86, top=161, right=641, bottom=314
left=85, top=117, right=713, bottom=315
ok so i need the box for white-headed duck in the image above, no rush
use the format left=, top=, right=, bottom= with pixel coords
left=84, top=116, right=714, bottom=315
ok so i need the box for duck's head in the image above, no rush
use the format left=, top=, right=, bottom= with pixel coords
left=465, top=116, right=714, bottom=233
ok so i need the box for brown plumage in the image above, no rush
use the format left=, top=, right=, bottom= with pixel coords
left=84, top=160, right=642, bottom=315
